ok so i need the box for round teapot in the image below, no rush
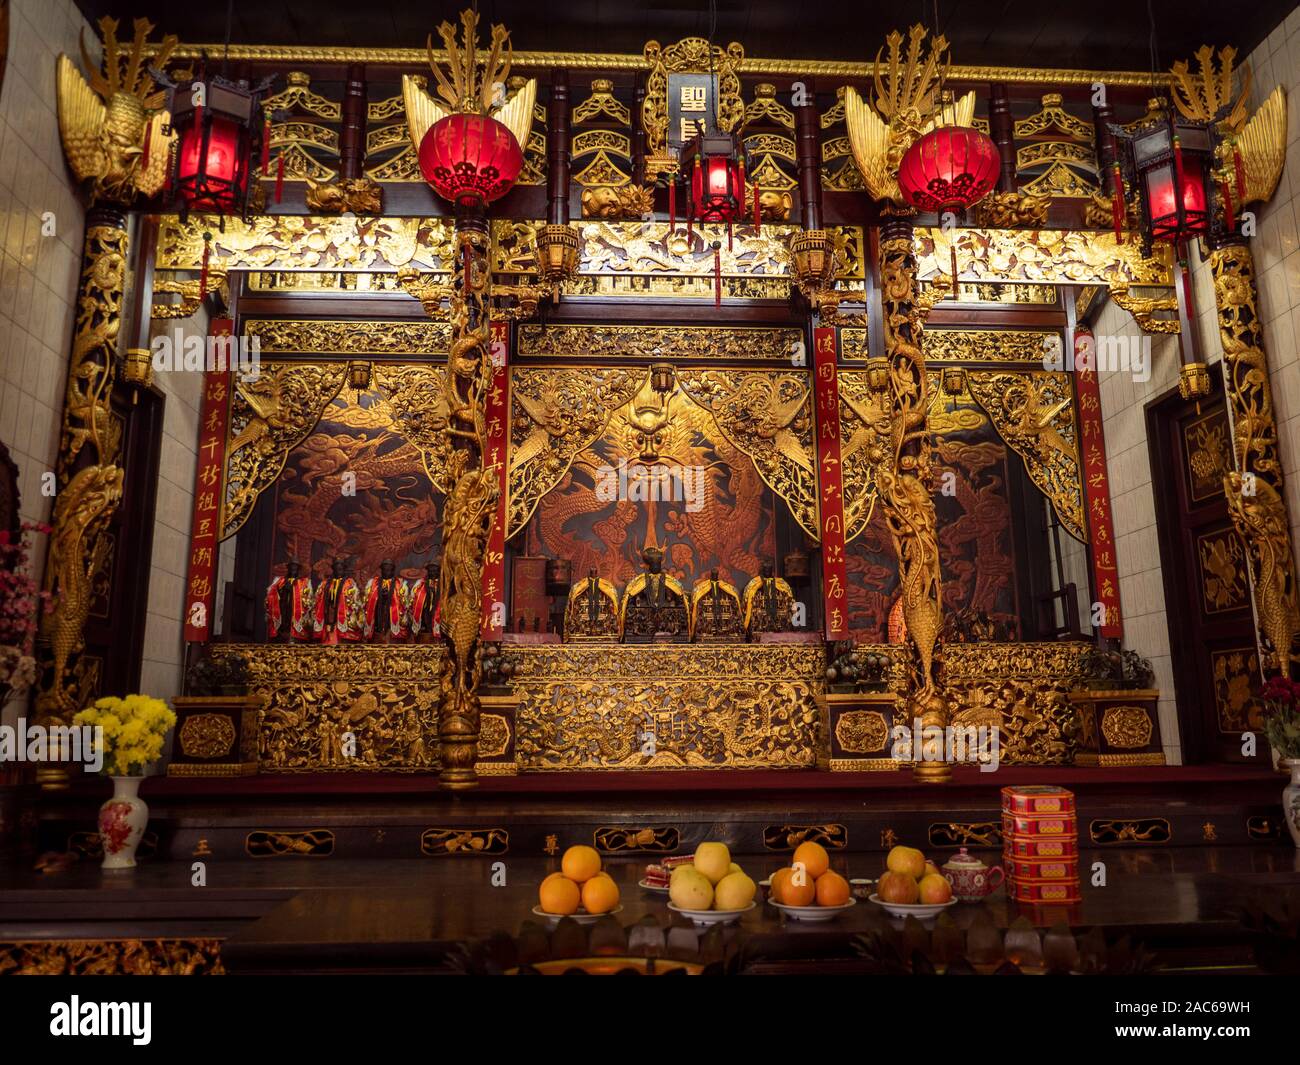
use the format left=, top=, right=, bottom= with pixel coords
left=942, top=847, right=1004, bottom=901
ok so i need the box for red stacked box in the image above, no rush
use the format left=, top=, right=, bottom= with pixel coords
left=1000, top=786, right=1080, bottom=904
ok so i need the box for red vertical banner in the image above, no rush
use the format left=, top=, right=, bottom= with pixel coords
left=183, top=317, right=233, bottom=642
left=1074, top=328, right=1123, bottom=639
left=812, top=326, right=850, bottom=639
left=480, top=321, right=511, bottom=639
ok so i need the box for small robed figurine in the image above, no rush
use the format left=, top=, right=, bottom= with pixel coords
left=266, top=559, right=314, bottom=641
left=621, top=546, right=690, bottom=641
left=691, top=568, right=743, bottom=641
left=564, top=567, right=620, bottom=640
left=407, top=559, right=441, bottom=643
left=743, top=561, right=797, bottom=637
left=314, top=557, right=362, bottom=644
left=363, top=559, right=406, bottom=642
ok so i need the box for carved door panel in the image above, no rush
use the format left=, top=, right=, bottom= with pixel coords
left=1151, top=383, right=1261, bottom=762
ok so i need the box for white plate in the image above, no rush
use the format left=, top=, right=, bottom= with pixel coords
left=867, top=894, right=957, bottom=920
left=666, top=900, right=756, bottom=926
left=531, top=904, right=624, bottom=928
left=767, top=897, right=857, bottom=922
left=638, top=878, right=670, bottom=894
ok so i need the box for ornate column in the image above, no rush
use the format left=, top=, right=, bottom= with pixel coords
left=988, top=82, right=1016, bottom=194
left=33, top=211, right=128, bottom=748
left=1207, top=238, right=1300, bottom=677
left=36, top=20, right=175, bottom=788
left=338, top=63, right=367, bottom=180
left=878, top=216, right=949, bottom=783
left=437, top=204, right=498, bottom=789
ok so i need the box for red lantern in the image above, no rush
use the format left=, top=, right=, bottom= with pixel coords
left=419, top=112, right=523, bottom=206
left=681, top=131, right=745, bottom=224
left=898, top=125, right=1001, bottom=213
left=1127, top=120, right=1212, bottom=244
left=169, top=76, right=266, bottom=218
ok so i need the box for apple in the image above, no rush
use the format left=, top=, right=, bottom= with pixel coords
left=919, top=873, right=953, bottom=904
left=886, top=845, right=926, bottom=879
left=878, top=869, right=920, bottom=904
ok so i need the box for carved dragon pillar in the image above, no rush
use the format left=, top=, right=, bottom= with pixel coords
left=1208, top=239, right=1300, bottom=677
left=1165, top=45, right=1299, bottom=679
left=36, top=20, right=175, bottom=788
left=437, top=208, right=498, bottom=789
left=878, top=217, right=949, bottom=782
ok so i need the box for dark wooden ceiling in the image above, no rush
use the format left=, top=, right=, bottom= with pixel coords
left=73, top=0, right=1293, bottom=72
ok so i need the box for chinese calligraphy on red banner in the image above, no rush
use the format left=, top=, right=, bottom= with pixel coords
left=480, top=320, right=511, bottom=640
left=812, top=326, right=849, bottom=639
left=1074, top=328, right=1123, bottom=638
left=183, top=318, right=233, bottom=642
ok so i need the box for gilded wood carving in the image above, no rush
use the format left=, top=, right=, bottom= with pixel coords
left=221, top=362, right=349, bottom=539
left=1210, top=244, right=1300, bottom=674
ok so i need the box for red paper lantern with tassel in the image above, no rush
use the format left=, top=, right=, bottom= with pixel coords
left=418, top=112, right=523, bottom=206
left=898, top=124, right=1000, bottom=214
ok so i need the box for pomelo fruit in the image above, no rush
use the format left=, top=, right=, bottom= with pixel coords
left=714, top=871, right=756, bottom=910
left=693, top=842, right=731, bottom=885
left=669, top=866, right=714, bottom=910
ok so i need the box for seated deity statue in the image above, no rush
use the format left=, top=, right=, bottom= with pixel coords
left=406, top=559, right=442, bottom=642
left=564, top=567, right=621, bottom=640
left=362, top=559, right=407, bottom=642
left=621, top=546, right=690, bottom=642
left=742, top=561, right=798, bottom=637
left=314, top=557, right=363, bottom=644
left=266, top=558, right=314, bottom=641
left=690, top=568, right=743, bottom=641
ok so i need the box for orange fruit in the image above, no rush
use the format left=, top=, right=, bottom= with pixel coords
left=783, top=867, right=816, bottom=907
left=793, top=841, right=830, bottom=880
left=581, top=873, right=620, bottom=914
left=539, top=874, right=580, bottom=915
left=770, top=867, right=794, bottom=904
left=815, top=870, right=850, bottom=907
left=561, top=845, right=602, bottom=883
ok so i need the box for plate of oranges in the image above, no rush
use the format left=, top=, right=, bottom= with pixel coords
left=764, top=841, right=856, bottom=922
left=534, top=845, right=623, bottom=927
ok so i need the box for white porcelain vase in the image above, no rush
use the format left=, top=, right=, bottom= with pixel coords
left=1283, top=759, right=1300, bottom=849
left=98, top=776, right=148, bottom=869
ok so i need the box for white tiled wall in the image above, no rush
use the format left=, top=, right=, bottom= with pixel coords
left=1091, top=305, right=1183, bottom=763
left=139, top=309, right=208, bottom=701
left=0, top=0, right=92, bottom=730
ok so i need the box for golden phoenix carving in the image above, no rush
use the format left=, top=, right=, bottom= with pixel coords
left=56, top=18, right=176, bottom=205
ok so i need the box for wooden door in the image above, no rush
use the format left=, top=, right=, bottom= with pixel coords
left=1150, top=381, right=1263, bottom=762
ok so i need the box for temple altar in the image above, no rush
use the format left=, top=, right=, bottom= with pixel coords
left=3, top=0, right=1299, bottom=995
